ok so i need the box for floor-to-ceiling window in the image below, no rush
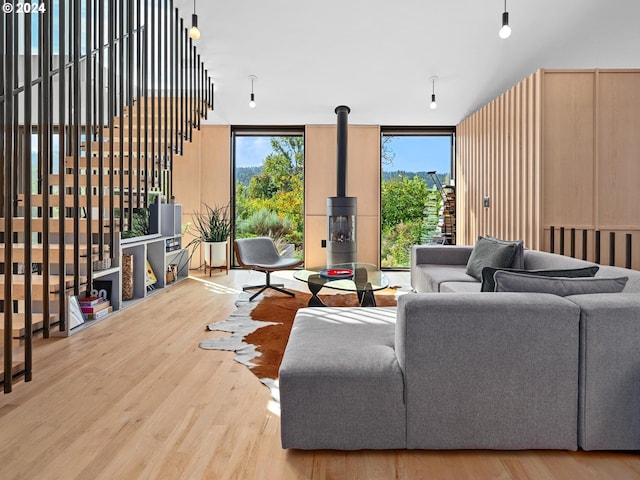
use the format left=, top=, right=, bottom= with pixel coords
left=380, top=127, right=455, bottom=268
left=232, top=128, right=304, bottom=261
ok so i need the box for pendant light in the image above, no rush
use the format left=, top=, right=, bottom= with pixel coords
left=429, top=76, right=438, bottom=110
left=499, top=0, right=511, bottom=39
left=189, top=0, right=200, bottom=40
left=249, top=75, right=257, bottom=108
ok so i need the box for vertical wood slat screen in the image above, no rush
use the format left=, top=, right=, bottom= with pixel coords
left=456, top=68, right=640, bottom=271
left=1, top=0, right=214, bottom=393
left=456, top=70, right=543, bottom=249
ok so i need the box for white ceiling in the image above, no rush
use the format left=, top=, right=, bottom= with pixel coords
left=173, top=0, right=640, bottom=126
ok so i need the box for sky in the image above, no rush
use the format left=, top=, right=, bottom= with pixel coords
left=383, top=135, right=452, bottom=175
left=235, top=135, right=452, bottom=175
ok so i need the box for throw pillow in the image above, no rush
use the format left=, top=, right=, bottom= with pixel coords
left=493, top=270, right=628, bottom=296
left=465, top=236, right=518, bottom=280
left=485, top=236, right=525, bottom=269
left=481, top=266, right=600, bottom=292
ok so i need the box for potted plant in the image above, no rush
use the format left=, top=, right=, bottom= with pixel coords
left=186, top=203, right=232, bottom=269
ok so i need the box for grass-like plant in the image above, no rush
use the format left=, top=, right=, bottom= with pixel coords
left=185, top=203, right=231, bottom=250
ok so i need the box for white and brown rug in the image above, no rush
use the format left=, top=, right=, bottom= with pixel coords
left=200, top=289, right=397, bottom=399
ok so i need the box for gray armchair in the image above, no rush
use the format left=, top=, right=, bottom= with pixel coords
left=234, top=237, right=303, bottom=301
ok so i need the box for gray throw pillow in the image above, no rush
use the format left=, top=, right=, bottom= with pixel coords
left=465, top=236, right=518, bottom=280
left=485, top=236, right=525, bottom=269
left=481, top=266, right=600, bottom=292
left=493, top=270, right=628, bottom=296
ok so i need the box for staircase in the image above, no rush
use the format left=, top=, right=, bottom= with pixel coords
left=1, top=96, right=203, bottom=392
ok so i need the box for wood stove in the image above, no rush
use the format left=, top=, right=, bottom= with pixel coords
left=327, top=105, right=357, bottom=265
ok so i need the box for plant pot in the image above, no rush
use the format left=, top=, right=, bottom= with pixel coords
left=204, top=241, right=227, bottom=268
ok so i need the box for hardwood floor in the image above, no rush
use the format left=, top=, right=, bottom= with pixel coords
left=1, top=268, right=639, bottom=479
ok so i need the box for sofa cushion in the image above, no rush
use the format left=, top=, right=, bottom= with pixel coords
left=493, top=271, right=628, bottom=296
left=523, top=250, right=596, bottom=270
left=440, top=281, right=483, bottom=293
left=565, top=293, right=640, bottom=450
left=418, top=265, right=478, bottom=292
left=486, top=236, right=525, bottom=269
left=596, top=265, right=640, bottom=293
left=279, top=307, right=406, bottom=449
left=465, top=236, right=518, bottom=280
left=481, top=266, right=600, bottom=292
left=396, top=292, right=580, bottom=450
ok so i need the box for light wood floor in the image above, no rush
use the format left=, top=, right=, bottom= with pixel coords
left=1, top=268, right=639, bottom=480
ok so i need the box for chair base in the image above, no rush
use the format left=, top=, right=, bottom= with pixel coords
left=243, top=271, right=296, bottom=301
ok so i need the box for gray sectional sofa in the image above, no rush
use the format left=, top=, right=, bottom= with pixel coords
left=279, top=244, right=640, bottom=451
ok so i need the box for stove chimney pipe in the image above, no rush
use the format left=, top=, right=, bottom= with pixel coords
left=335, top=105, right=350, bottom=197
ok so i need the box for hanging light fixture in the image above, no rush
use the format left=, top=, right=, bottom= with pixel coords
left=189, top=0, right=201, bottom=40
left=249, top=75, right=257, bottom=108
left=499, top=0, right=511, bottom=39
left=429, top=76, right=438, bottom=110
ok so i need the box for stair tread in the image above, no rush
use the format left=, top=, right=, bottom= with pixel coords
left=0, top=275, right=87, bottom=290
left=0, top=313, right=57, bottom=336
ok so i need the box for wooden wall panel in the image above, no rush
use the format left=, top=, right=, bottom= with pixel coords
left=456, top=70, right=542, bottom=249
left=304, top=125, right=381, bottom=266
left=200, top=125, right=232, bottom=210
left=304, top=216, right=327, bottom=268
left=541, top=71, right=595, bottom=230
left=347, top=126, right=380, bottom=265
left=347, top=126, right=380, bottom=217
left=173, top=125, right=231, bottom=267
left=304, top=126, right=336, bottom=265
left=173, top=129, right=202, bottom=221
left=457, top=68, right=640, bottom=268
left=304, top=126, right=336, bottom=217
left=596, top=71, right=640, bottom=229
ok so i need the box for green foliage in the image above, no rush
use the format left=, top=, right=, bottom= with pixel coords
left=381, top=221, right=423, bottom=268
left=236, top=208, right=294, bottom=240
left=236, top=136, right=304, bottom=252
left=381, top=175, right=430, bottom=230
left=380, top=175, right=445, bottom=267
left=120, top=208, right=150, bottom=239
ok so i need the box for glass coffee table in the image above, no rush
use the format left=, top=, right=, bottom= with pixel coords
left=294, top=262, right=389, bottom=307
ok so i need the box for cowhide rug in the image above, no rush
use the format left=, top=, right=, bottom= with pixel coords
left=200, top=289, right=397, bottom=404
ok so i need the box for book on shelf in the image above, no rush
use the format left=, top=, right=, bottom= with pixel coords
left=81, top=299, right=111, bottom=314
left=83, top=306, right=113, bottom=320
left=78, top=296, right=104, bottom=307
left=145, top=258, right=157, bottom=287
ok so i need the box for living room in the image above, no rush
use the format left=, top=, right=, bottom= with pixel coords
left=2, top=0, right=640, bottom=478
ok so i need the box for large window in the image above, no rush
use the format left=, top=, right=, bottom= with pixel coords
left=380, top=128, right=455, bottom=268
left=232, top=128, right=304, bottom=260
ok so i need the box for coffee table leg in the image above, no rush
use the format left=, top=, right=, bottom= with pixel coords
left=307, top=275, right=326, bottom=307
left=359, top=282, right=377, bottom=307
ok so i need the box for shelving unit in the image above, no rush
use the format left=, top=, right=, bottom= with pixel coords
left=62, top=202, right=188, bottom=335
left=119, top=202, right=188, bottom=307
left=441, top=185, right=456, bottom=245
